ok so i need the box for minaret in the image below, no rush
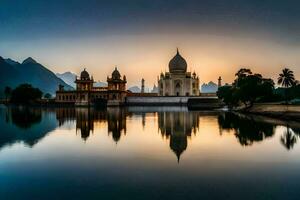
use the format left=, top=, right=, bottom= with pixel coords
left=218, top=76, right=222, bottom=87
left=141, top=78, right=145, bottom=93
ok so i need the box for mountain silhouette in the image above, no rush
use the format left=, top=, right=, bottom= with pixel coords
left=56, top=71, right=77, bottom=88
left=0, top=56, right=73, bottom=97
left=128, top=86, right=141, bottom=93
left=57, top=71, right=107, bottom=88
left=201, top=81, right=218, bottom=93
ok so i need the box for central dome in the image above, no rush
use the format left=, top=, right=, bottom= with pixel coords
left=168, top=49, right=187, bottom=73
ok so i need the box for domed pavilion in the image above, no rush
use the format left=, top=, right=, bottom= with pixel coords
left=56, top=67, right=127, bottom=106
left=158, top=49, right=200, bottom=96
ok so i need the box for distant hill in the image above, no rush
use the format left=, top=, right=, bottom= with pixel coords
left=94, top=81, right=107, bottom=87
left=56, top=71, right=107, bottom=88
left=201, top=81, right=218, bottom=93
left=0, top=56, right=73, bottom=97
left=151, top=84, right=159, bottom=93
left=128, top=86, right=141, bottom=93
left=56, top=72, right=77, bottom=88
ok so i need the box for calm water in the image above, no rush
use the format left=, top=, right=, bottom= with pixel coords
left=1, top=106, right=300, bottom=200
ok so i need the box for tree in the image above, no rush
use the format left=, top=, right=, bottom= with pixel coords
left=278, top=68, right=295, bottom=88
left=234, top=68, right=252, bottom=84
left=44, top=93, right=52, bottom=99
left=4, top=86, right=12, bottom=101
left=10, top=84, right=43, bottom=105
left=217, top=85, right=238, bottom=108
left=217, top=68, right=275, bottom=108
left=278, top=68, right=296, bottom=103
left=234, top=69, right=275, bottom=107
left=235, top=73, right=264, bottom=107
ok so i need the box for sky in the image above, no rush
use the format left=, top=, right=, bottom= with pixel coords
left=0, top=0, right=300, bottom=87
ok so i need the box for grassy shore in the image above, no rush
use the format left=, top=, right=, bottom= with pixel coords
left=242, top=103, right=300, bottom=122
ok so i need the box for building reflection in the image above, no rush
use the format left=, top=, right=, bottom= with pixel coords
left=56, top=107, right=127, bottom=142
left=158, top=111, right=200, bottom=162
left=56, top=107, right=202, bottom=161
left=107, top=108, right=127, bottom=142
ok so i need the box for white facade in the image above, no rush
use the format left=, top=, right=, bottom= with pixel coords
left=158, top=50, right=200, bottom=96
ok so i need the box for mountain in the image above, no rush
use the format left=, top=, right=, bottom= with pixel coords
left=0, top=56, right=73, bottom=97
left=22, top=57, right=37, bottom=65
left=56, top=72, right=77, bottom=88
left=94, top=82, right=107, bottom=87
left=4, top=58, right=20, bottom=66
left=128, top=86, right=141, bottom=93
left=0, top=57, right=21, bottom=89
left=56, top=71, right=107, bottom=88
left=151, top=84, right=159, bottom=93
left=201, top=81, right=218, bottom=93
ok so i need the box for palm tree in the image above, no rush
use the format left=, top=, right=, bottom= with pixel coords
left=278, top=68, right=295, bottom=103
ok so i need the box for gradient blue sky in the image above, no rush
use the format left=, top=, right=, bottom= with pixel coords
left=1, top=0, right=299, bottom=86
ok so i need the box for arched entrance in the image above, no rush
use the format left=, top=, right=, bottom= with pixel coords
left=175, top=82, right=181, bottom=96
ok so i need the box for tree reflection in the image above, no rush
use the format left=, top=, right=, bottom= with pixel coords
left=281, top=126, right=297, bottom=150
left=0, top=107, right=56, bottom=148
left=10, top=107, right=42, bottom=129
left=218, top=113, right=275, bottom=146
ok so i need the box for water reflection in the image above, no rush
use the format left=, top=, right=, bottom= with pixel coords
left=8, top=107, right=42, bottom=129
left=219, top=112, right=300, bottom=150
left=56, top=107, right=127, bottom=142
left=3, top=106, right=300, bottom=199
left=281, top=126, right=298, bottom=150
left=0, top=106, right=57, bottom=148
left=2, top=106, right=300, bottom=155
left=218, top=112, right=276, bottom=146
left=158, top=111, right=200, bottom=162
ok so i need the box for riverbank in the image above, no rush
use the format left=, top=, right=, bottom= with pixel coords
left=240, top=103, right=300, bottom=122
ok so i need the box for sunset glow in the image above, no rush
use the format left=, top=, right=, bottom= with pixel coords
left=1, top=0, right=299, bottom=87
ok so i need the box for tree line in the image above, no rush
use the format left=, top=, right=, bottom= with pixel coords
left=4, top=84, right=52, bottom=105
left=217, top=68, right=298, bottom=108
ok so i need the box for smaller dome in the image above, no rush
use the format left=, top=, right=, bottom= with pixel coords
left=112, top=67, right=121, bottom=80
left=80, top=68, right=90, bottom=80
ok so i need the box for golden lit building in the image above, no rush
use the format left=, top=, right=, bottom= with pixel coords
left=158, top=49, right=200, bottom=96
left=55, top=67, right=128, bottom=106
left=106, top=67, right=128, bottom=106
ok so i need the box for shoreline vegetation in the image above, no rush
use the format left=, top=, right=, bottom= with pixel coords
left=217, top=67, right=300, bottom=121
